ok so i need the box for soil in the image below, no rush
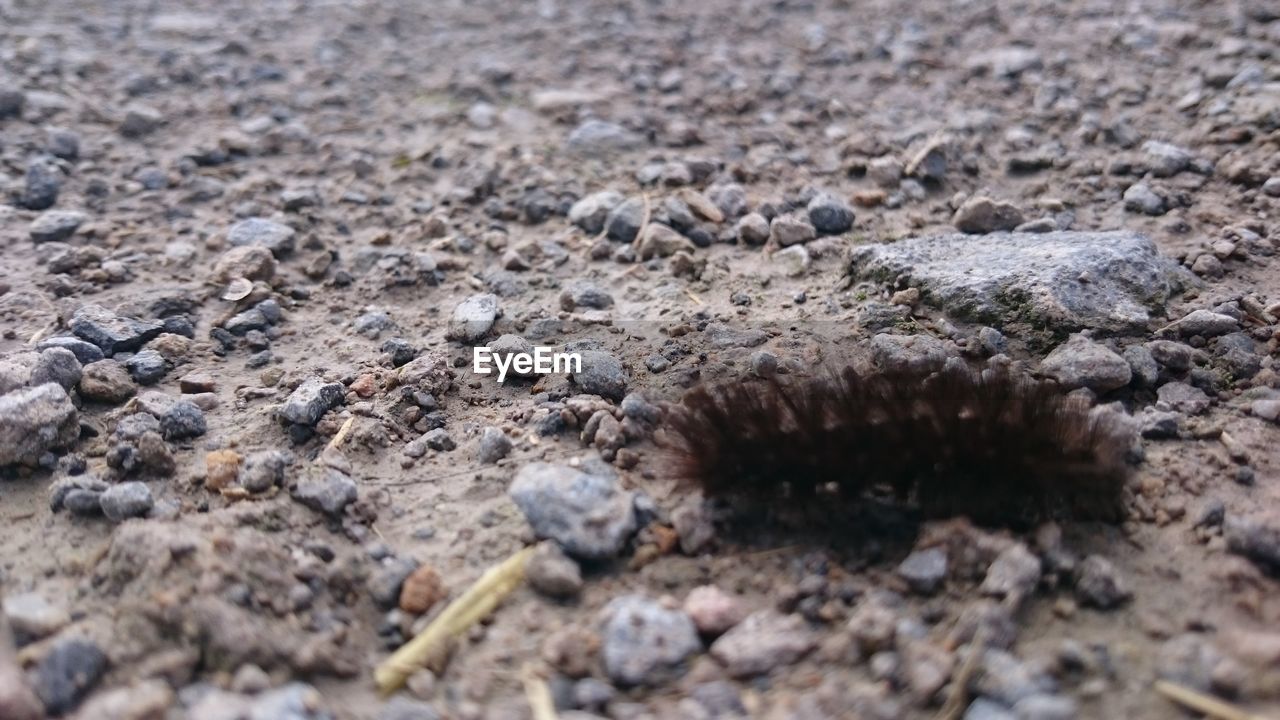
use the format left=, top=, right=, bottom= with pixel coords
left=1, top=0, right=1279, bottom=718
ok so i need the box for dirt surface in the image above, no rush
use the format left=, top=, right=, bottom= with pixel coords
left=2, top=0, right=1280, bottom=718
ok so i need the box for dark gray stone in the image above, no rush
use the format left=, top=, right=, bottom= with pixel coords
left=280, top=378, right=344, bottom=426
left=369, top=557, right=418, bottom=609
left=849, top=231, right=1188, bottom=333
left=125, top=349, right=167, bottom=384
left=605, top=197, right=646, bottom=243
left=807, top=193, right=855, bottom=234
left=571, top=351, right=628, bottom=401
left=477, top=426, right=511, bottom=464
left=292, top=469, right=358, bottom=517
left=32, top=639, right=107, bottom=715
left=559, top=281, right=614, bottom=311
left=37, top=337, right=105, bottom=365
left=20, top=157, right=61, bottom=210
left=69, top=304, right=163, bottom=356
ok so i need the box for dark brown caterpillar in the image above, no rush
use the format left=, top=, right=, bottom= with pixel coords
left=662, top=365, right=1130, bottom=526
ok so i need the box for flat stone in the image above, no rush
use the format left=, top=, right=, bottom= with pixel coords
left=1165, top=309, right=1238, bottom=338
left=29, top=210, right=86, bottom=243
left=36, top=336, right=104, bottom=365
left=509, top=462, right=637, bottom=559
left=1040, top=335, right=1132, bottom=392
left=227, top=217, right=296, bottom=256
left=0, top=383, right=79, bottom=466
left=69, top=304, right=163, bottom=356
left=709, top=609, right=817, bottom=677
left=871, top=334, right=949, bottom=374
left=600, top=595, right=700, bottom=685
left=849, top=231, right=1187, bottom=334
left=1156, top=381, right=1211, bottom=415
left=567, top=120, right=643, bottom=156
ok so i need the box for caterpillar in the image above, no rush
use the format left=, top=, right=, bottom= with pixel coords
left=661, top=364, right=1131, bottom=526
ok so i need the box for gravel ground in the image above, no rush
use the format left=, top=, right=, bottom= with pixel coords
left=2, top=0, right=1280, bottom=718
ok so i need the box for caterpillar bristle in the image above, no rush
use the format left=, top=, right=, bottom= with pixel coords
left=662, top=364, right=1130, bottom=526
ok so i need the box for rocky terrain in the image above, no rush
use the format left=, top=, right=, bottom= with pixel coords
left=2, top=0, right=1280, bottom=718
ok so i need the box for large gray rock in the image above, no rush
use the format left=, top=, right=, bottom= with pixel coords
left=509, top=462, right=638, bottom=559
left=600, top=595, right=701, bottom=686
left=0, top=383, right=79, bottom=466
left=849, top=231, right=1188, bottom=334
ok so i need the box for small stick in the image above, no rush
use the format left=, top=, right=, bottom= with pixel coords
left=630, top=193, right=652, bottom=252
left=522, top=666, right=559, bottom=720
left=934, top=627, right=987, bottom=720
left=1154, top=680, right=1271, bottom=720
left=374, top=546, right=534, bottom=694
left=327, top=417, right=355, bottom=451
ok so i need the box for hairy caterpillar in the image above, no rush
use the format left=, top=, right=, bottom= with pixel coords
left=662, top=365, right=1130, bottom=526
